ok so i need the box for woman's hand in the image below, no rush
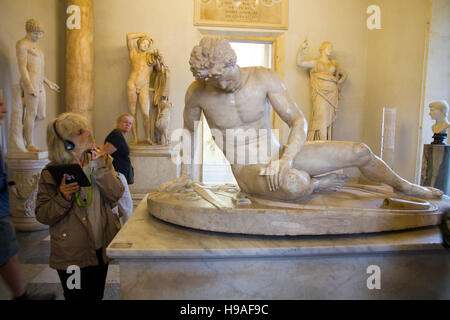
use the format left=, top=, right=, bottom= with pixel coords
left=59, top=174, right=80, bottom=201
left=90, top=145, right=106, bottom=160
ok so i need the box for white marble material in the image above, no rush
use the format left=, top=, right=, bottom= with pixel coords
left=107, top=198, right=449, bottom=299
left=161, top=37, right=443, bottom=205
left=148, top=183, right=447, bottom=235
left=128, top=145, right=179, bottom=204
left=126, top=33, right=169, bottom=145
left=108, top=198, right=446, bottom=258
left=7, top=158, right=49, bottom=231
left=15, top=19, right=59, bottom=153
left=297, top=39, right=347, bottom=141
left=429, top=100, right=450, bottom=135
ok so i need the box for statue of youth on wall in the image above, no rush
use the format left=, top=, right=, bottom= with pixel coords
left=297, top=39, right=347, bottom=141
left=16, top=19, right=60, bottom=152
left=158, top=37, right=441, bottom=201
left=126, top=33, right=167, bottom=146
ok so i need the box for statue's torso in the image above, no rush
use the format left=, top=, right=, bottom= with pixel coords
left=20, top=40, right=45, bottom=89
left=128, top=50, right=152, bottom=88
left=198, top=68, right=281, bottom=165
left=312, top=59, right=337, bottom=76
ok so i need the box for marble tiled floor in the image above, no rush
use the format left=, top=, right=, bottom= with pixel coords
left=0, top=229, right=120, bottom=300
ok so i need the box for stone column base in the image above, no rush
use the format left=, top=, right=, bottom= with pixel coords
left=129, top=144, right=180, bottom=204
left=6, top=158, right=49, bottom=232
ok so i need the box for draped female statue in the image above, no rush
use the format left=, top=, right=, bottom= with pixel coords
left=297, top=40, right=347, bottom=141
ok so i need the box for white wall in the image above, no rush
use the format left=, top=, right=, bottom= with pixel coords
left=419, top=0, right=450, bottom=180
left=363, top=0, right=431, bottom=182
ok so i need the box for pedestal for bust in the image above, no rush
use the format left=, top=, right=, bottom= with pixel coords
left=107, top=197, right=450, bottom=299
left=6, top=157, right=49, bottom=231
left=129, top=144, right=180, bottom=205
left=421, top=144, right=450, bottom=195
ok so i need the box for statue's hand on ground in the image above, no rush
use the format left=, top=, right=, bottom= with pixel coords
left=259, top=159, right=291, bottom=192
left=156, top=175, right=193, bottom=193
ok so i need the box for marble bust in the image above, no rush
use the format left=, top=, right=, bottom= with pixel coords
left=16, top=19, right=60, bottom=152
left=158, top=37, right=441, bottom=201
left=429, top=100, right=450, bottom=145
left=429, top=101, right=450, bottom=134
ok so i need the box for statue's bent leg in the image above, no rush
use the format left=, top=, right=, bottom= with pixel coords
left=139, top=89, right=153, bottom=145
left=127, top=87, right=138, bottom=144
left=355, top=144, right=443, bottom=198
left=294, top=141, right=442, bottom=198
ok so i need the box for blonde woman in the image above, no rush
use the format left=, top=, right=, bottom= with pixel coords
left=297, top=40, right=347, bottom=141
left=35, top=112, right=124, bottom=300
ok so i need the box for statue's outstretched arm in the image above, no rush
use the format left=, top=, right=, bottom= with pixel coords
left=296, top=40, right=316, bottom=69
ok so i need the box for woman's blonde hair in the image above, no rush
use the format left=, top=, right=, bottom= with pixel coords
left=116, top=113, right=134, bottom=125
left=47, top=112, right=89, bottom=164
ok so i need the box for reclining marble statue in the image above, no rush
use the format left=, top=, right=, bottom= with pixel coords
left=11, top=19, right=60, bottom=154
left=149, top=37, right=447, bottom=235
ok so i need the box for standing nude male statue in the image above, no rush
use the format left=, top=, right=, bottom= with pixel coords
left=126, top=32, right=157, bottom=145
left=159, top=38, right=442, bottom=201
left=16, top=19, right=60, bottom=152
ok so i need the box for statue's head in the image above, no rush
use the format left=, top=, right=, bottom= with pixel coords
left=25, top=19, right=44, bottom=41
left=319, top=41, right=333, bottom=56
left=137, top=36, right=153, bottom=52
left=189, top=37, right=240, bottom=92
left=429, top=100, right=449, bottom=121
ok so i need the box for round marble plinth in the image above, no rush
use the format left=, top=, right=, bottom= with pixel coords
left=7, top=158, right=49, bottom=232
left=147, top=184, right=447, bottom=236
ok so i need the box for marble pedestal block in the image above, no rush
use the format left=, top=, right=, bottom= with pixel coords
left=107, top=198, right=450, bottom=300
left=129, top=145, right=179, bottom=205
left=421, top=144, right=450, bottom=195
left=6, top=158, right=49, bottom=231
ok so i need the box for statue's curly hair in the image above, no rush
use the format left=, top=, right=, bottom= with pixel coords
left=25, top=19, right=44, bottom=33
left=137, top=35, right=153, bottom=50
left=189, top=37, right=237, bottom=81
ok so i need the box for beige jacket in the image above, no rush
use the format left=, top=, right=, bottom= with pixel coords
left=35, top=155, right=124, bottom=270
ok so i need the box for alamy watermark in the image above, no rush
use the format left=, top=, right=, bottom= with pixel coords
left=66, top=265, right=81, bottom=290
left=366, top=265, right=381, bottom=290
